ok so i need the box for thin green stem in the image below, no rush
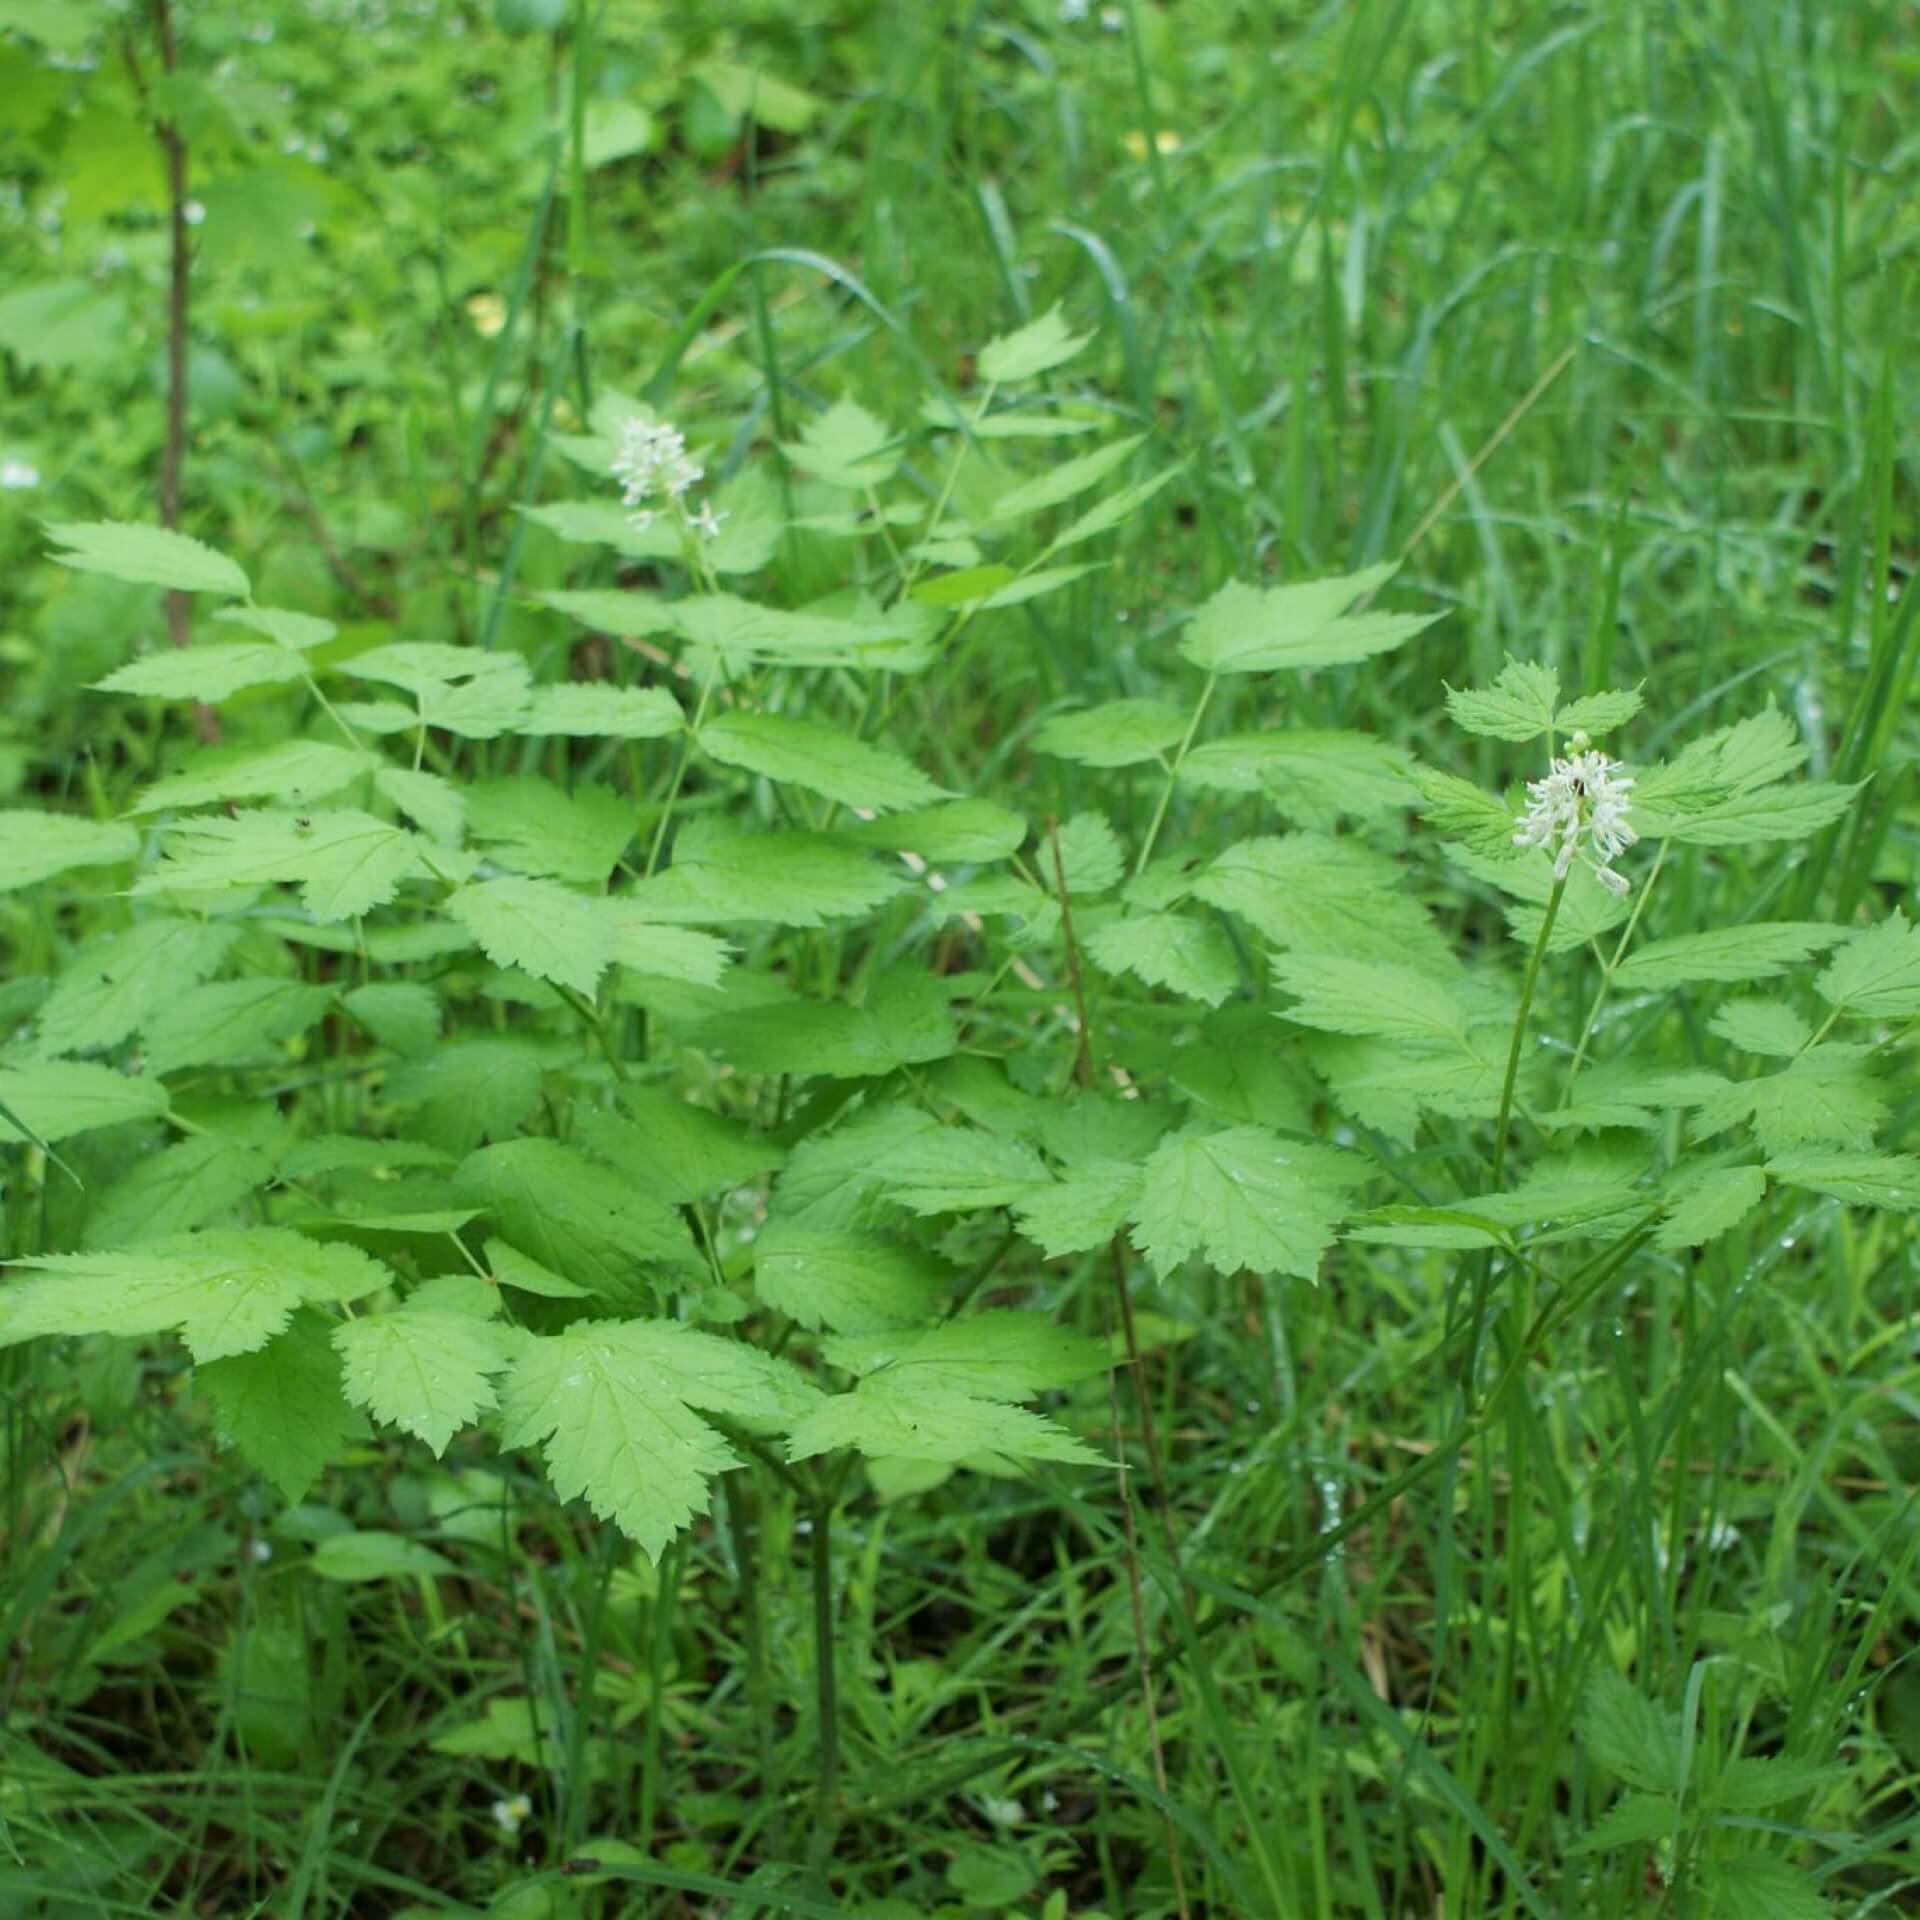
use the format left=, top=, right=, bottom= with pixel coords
left=1565, top=838, right=1670, bottom=1090
left=1491, top=871, right=1568, bottom=1187
left=1135, top=674, right=1217, bottom=878
left=645, top=676, right=715, bottom=877
left=807, top=1497, right=840, bottom=1866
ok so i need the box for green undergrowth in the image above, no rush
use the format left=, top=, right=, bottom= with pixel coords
left=1, top=2, right=1917, bottom=1918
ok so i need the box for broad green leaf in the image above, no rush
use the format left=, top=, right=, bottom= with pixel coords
left=310, top=1532, right=456, bottom=1582
left=213, top=605, right=336, bottom=650
left=1704, top=1856, right=1829, bottom=1920
left=465, top=776, right=632, bottom=885
left=1709, top=1000, right=1812, bottom=1056
left=0, top=1229, right=391, bottom=1361
left=967, top=561, right=1104, bottom=609
left=0, top=1060, right=168, bottom=1141
left=977, top=304, right=1093, bottom=384
left=1654, top=1165, right=1767, bottom=1252
left=1645, top=779, right=1861, bottom=847
left=1178, top=564, right=1425, bottom=674
left=84, top=1127, right=282, bottom=1248
left=602, top=910, right=732, bottom=987
left=1413, top=764, right=1522, bottom=857
left=1538, top=1063, right=1733, bottom=1133
left=1342, top=1205, right=1505, bottom=1250
left=334, top=1307, right=521, bottom=1454
left=785, top=1378, right=1102, bottom=1467
left=752, top=1223, right=945, bottom=1332
left=374, top=767, right=465, bottom=846
left=840, top=799, right=1027, bottom=864
left=698, top=710, right=948, bottom=812
left=446, top=878, right=615, bottom=997
left=692, top=58, right=821, bottom=132
left=1578, top=1670, right=1685, bottom=1794
left=780, top=396, right=899, bottom=489
left=1086, top=910, right=1238, bottom=1005
left=133, top=809, right=430, bottom=920
left=574, top=1085, right=783, bottom=1205
left=1178, top=730, right=1420, bottom=824
left=987, top=436, right=1146, bottom=524
left=131, top=740, right=375, bottom=815
left=624, top=821, right=903, bottom=928
left=280, top=1136, right=455, bottom=1179
left=486, top=1238, right=590, bottom=1299
left=1011, top=1158, right=1143, bottom=1258
left=1766, top=1152, right=1920, bottom=1212
left=0, top=813, right=139, bottom=893
left=820, top=1311, right=1109, bottom=1397
left=1709, top=1754, right=1848, bottom=1814
left=501, top=1318, right=817, bottom=1555
left=909, top=564, right=1017, bottom=608
left=339, top=983, right=441, bottom=1057
left=385, top=1038, right=547, bottom=1155
left=1052, top=812, right=1124, bottom=894
left=35, top=919, right=237, bottom=1055
left=141, top=979, right=332, bottom=1076
left=96, top=641, right=306, bottom=702
left=344, top=642, right=532, bottom=738
left=197, top=1309, right=361, bottom=1502
left=1614, top=923, right=1846, bottom=992
left=872, top=1127, right=1053, bottom=1215
left=1566, top=1793, right=1680, bottom=1855
left=1814, top=912, right=1920, bottom=1017
left=1444, top=658, right=1560, bottom=741
left=1451, top=1150, right=1650, bottom=1234
left=1032, top=699, right=1186, bottom=769
left=453, top=1138, right=701, bottom=1305
left=1273, top=953, right=1467, bottom=1042
left=1169, top=1006, right=1315, bottom=1133
left=1694, top=1046, right=1887, bottom=1154
left=1304, top=1030, right=1512, bottom=1145
left=46, top=519, right=249, bottom=597
left=1131, top=1126, right=1365, bottom=1280
left=521, top=683, right=684, bottom=739
left=1552, top=687, right=1643, bottom=736
left=657, top=592, right=940, bottom=675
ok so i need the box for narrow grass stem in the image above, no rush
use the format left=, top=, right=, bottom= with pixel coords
left=807, top=1496, right=840, bottom=1866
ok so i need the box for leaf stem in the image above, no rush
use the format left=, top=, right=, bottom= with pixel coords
left=1491, top=871, right=1567, bottom=1186
left=1134, top=674, right=1216, bottom=878
left=1565, top=837, right=1669, bottom=1090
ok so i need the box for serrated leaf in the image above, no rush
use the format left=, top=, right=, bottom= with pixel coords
left=1552, top=686, right=1643, bottom=736
left=334, top=1307, right=521, bottom=1454
left=131, top=740, right=375, bottom=815
left=1614, top=923, right=1846, bottom=992
left=374, top=767, right=465, bottom=846
left=1011, top=1158, right=1143, bottom=1258
left=987, top=436, right=1146, bottom=524
left=35, top=919, right=237, bottom=1055
left=1444, top=658, right=1560, bottom=740
left=576, top=1085, right=783, bottom=1204
left=1178, top=730, right=1420, bottom=825
left=142, top=979, right=332, bottom=1076
left=624, top=821, right=902, bottom=928
left=345, top=642, right=532, bottom=738
left=873, top=1127, right=1053, bottom=1215
left=280, top=1137, right=454, bottom=1180
left=1709, top=1000, right=1812, bottom=1056
left=602, top=910, right=732, bottom=987
left=785, top=1379, right=1102, bottom=1466
left=0, top=1061, right=169, bottom=1142
left=1273, top=953, right=1467, bottom=1042
left=1646, top=779, right=1862, bottom=847
left=1706, top=1855, right=1830, bottom=1920
left=1694, top=1047, right=1886, bottom=1154
left=134, top=809, right=429, bottom=920
left=198, top=1310, right=361, bottom=1502
left=840, top=799, right=1027, bottom=864
left=310, top=1531, right=455, bottom=1582
left=1131, top=1126, right=1365, bottom=1280
left=46, top=519, right=249, bottom=597
left=1413, top=764, right=1522, bottom=857
left=1567, top=1793, right=1677, bottom=1855
left=780, top=396, right=899, bottom=488
left=1814, top=912, right=1920, bottom=1017
left=502, top=1319, right=816, bottom=1556
left=1765, top=1152, right=1920, bottom=1212
left=521, top=682, right=684, bottom=739
left=977, top=304, right=1093, bottom=383
left=1654, top=1165, right=1767, bottom=1251
left=1708, top=1754, right=1845, bottom=1814
left=641, top=592, right=940, bottom=675
left=1178, top=564, right=1425, bottom=674
left=84, top=1126, right=282, bottom=1248
left=821, top=1311, right=1109, bottom=1396
left=752, top=1223, right=945, bottom=1332
left=0, top=812, right=140, bottom=892
left=385, top=1038, right=546, bottom=1156
left=1304, top=1030, right=1511, bottom=1145
left=1047, top=464, right=1184, bottom=552
left=1578, top=1671, right=1684, bottom=1794
left=486, top=1237, right=590, bottom=1299
left=96, top=641, right=307, bottom=702
left=698, top=710, right=948, bottom=811
left=213, top=605, right=335, bottom=650
left=0, top=1229, right=392, bottom=1361
left=465, top=776, right=632, bottom=885
left=1086, top=910, right=1238, bottom=1005
left=446, top=878, right=615, bottom=997
left=1032, top=699, right=1186, bottom=769
left=1052, top=812, right=1124, bottom=894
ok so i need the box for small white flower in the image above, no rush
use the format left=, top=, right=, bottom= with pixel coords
left=980, top=1794, right=1024, bottom=1827
left=248, top=1537, right=272, bottom=1564
left=1512, top=733, right=1638, bottom=895
left=491, top=1793, right=532, bottom=1835
left=688, top=500, right=727, bottom=542
left=610, top=415, right=702, bottom=516
left=1058, top=0, right=1089, bottom=18
left=0, top=459, right=40, bottom=490
left=183, top=199, right=207, bottom=226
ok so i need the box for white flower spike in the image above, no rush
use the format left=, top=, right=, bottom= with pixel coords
left=1512, top=730, right=1638, bottom=896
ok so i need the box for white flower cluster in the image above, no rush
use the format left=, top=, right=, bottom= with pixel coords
left=610, top=415, right=725, bottom=542
left=1512, top=734, right=1638, bottom=896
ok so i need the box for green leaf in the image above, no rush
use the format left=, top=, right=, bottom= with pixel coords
left=46, top=520, right=249, bottom=597
left=573, top=1085, right=783, bottom=1204
left=1444, top=658, right=1560, bottom=741
left=453, top=1138, right=701, bottom=1306
left=520, top=682, right=684, bottom=739
left=624, top=821, right=903, bottom=928
left=213, top=605, right=336, bottom=650
left=141, top=979, right=333, bottom=1076
left=1648, top=779, right=1862, bottom=847
left=1052, top=812, right=1124, bottom=894
left=780, top=396, right=900, bottom=489
left=1578, top=1671, right=1684, bottom=1794
left=1086, top=910, right=1238, bottom=1005
left=1614, top=923, right=1846, bottom=992
left=338, top=983, right=441, bottom=1058
left=1303, top=1030, right=1511, bottom=1145
left=1413, top=764, right=1523, bottom=857
left=1694, top=1047, right=1887, bottom=1154
left=1705, top=1856, right=1830, bottom=1920
left=0, top=1061, right=169, bottom=1142
left=602, top=910, right=732, bottom=988
left=821, top=1312, right=1109, bottom=1394
left=1046, top=464, right=1184, bottom=552
left=1032, top=699, right=1186, bottom=769
left=446, top=878, right=615, bottom=997
left=1814, top=912, right=1920, bottom=1017
left=1765, top=1152, right=1920, bottom=1212
left=486, top=1237, right=590, bottom=1299
left=1273, top=953, right=1468, bottom=1043
left=1653, top=1165, right=1767, bottom=1251
left=131, top=740, right=376, bottom=815
left=840, top=798, right=1027, bottom=864
left=1567, top=1793, right=1677, bottom=1855
left=1708, top=1754, right=1845, bottom=1814
left=96, top=641, right=306, bottom=702
left=873, top=1127, right=1053, bottom=1215
left=344, top=642, right=532, bottom=738
left=644, top=592, right=940, bottom=675
left=1178, top=564, right=1431, bottom=674
left=374, top=767, right=465, bottom=846
left=698, top=710, right=947, bottom=811
left=692, top=58, right=821, bottom=132
left=977, top=304, right=1093, bottom=383
left=0, top=1229, right=392, bottom=1361
left=198, top=1310, right=361, bottom=1502
left=280, top=1136, right=454, bottom=1180
left=987, top=435, right=1146, bottom=524
left=1709, top=1000, right=1812, bottom=1056
left=385, top=1038, right=546, bottom=1156
left=35, top=919, right=237, bottom=1055
left=84, top=1127, right=283, bottom=1248
left=134, top=809, right=430, bottom=920
left=465, top=776, right=632, bottom=885
left=1552, top=686, right=1643, bottom=736
left=1131, top=1126, right=1365, bottom=1280
left=1011, top=1158, right=1144, bottom=1258
left=752, top=1223, right=945, bottom=1332
left=501, top=1319, right=816, bottom=1556
left=0, top=812, right=140, bottom=892
left=334, top=1306, right=521, bottom=1454
left=1178, top=730, right=1420, bottom=825
left=310, top=1532, right=456, bottom=1583
left=786, top=1378, right=1101, bottom=1466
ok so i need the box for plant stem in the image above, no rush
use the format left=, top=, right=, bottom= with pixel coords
left=724, top=1473, right=773, bottom=1790
left=1491, top=871, right=1567, bottom=1186
left=807, top=1496, right=840, bottom=1866
left=1565, top=837, right=1669, bottom=1090
left=645, top=676, right=714, bottom=877
left=1046, top=816, right=1096, bottom=1088
left=1135, top=674, right=1216, bottom=877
